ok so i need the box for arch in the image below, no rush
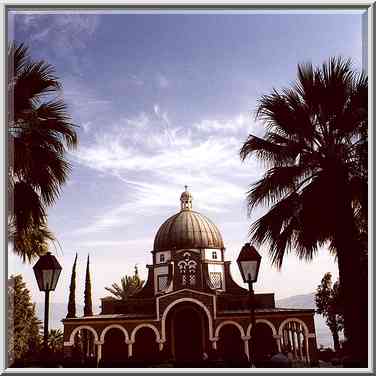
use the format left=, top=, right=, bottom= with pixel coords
left=68, top=325, right=99, bottom=345
left=216, top=321, right=246, bottom=363
left=247, top=319, right=277, bottom=337
left=161, top=298, right=214, bottom=341
left=100, top=324, right=129, bottom=343
left=278, top=318, right=309, bottom=336
left=215, top=320, right=245, bottom=338
left=130, top=323, right=161, bottom=343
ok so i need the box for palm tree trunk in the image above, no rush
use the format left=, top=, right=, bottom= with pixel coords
left=334, top=200, right=365, bottom=366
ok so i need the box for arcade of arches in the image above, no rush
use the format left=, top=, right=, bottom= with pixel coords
left=63, top=299, right=317, bottom=366
left=63, top=189, right=318, bottom=366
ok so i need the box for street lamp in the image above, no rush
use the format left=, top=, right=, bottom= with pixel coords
left=237, top=243, right=261, bottom=368
left=33, top=252, right=62, bottom=356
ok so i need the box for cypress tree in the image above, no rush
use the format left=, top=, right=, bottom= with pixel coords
left=66, top=253, right=78, bottom=318
left=84, top=254, right=93, bottom=316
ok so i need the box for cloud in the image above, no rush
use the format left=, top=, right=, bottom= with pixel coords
left=71, top=108, right=262, bottom=235
left=18, top=13, right=99, bottom=50
left=126, top=113, right=149, bottom=129
left=14, top=13, right=100, bottom=74
left=153, top=104, right=160, bottom=116
left=61, top=76, right=111, bottom=124
left=193, top=114, right=249, bottom=134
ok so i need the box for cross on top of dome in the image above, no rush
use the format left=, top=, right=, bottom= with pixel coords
left=180, top=186, right=192, bottom=211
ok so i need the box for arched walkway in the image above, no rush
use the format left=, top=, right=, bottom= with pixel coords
left=161, top=298, right=214, bottom=341
left=70, top=326, right=98, bottom=366
left=100, top=324, right=129, bottom=343
left=102, top=327, right=128, bottom=366
left=278, top=318, right=309, bottom=337
left=130, top=323, right=160, bottom=343
left=217, top=323, right=247, bottom=364
left=69, top=325, right=99, bottom=345
left=253, top=322, right=277, bottom=366
left=278, top=318, right=309, bottom=362
left=132, top=326, right=160, bottom=362
left=168, top=303, right=208, bottom=362
left=246, top=319, right=277, bottom=337
left=215, top=320, right=245, bottom=338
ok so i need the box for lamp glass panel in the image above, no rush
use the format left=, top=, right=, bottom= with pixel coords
left=42, top=270, right=54, bottom=290
left=50, top=268, right=61, bottom=290
left=34, top=271, right=44, bottom=291
left=240, top=260, right=259, bottom=282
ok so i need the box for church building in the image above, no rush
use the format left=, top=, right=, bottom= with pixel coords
left=63, top=188, right=318, bottom=366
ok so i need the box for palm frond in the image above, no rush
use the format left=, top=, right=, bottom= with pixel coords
left=246, top=165, right=310, bottom=213
left=8, top=42, right=78, bottom=261
left=241, top=56, right=367, bottom=272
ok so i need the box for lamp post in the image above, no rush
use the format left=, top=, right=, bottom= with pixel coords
left=237, top=243, right=261, bottom=368
left=33, top=252, right=62, bottom=357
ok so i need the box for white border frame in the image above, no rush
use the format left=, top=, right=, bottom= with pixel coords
left=1, top=1, right=373, bottom=373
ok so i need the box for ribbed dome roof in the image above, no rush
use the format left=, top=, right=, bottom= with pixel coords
left=153, top=188, right=224, bottom=251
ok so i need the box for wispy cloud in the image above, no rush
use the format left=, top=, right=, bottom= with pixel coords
left=193, top=114, right=249, bottom=134
left=71, top=107, right=262, bottom=235
left=18, top=13, right=99, bottom=50
left=14, top=13, right=100, bottom=75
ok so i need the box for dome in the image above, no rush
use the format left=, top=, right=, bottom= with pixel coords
left=153, top=188, right=224, bottom=251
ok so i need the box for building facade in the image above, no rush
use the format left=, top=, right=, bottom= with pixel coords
left=63, top=188, right=318, bottom=366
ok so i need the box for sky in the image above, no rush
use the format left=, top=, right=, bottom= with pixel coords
left=8, top=10, right=365, bottom=315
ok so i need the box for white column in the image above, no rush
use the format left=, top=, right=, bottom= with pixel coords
left=210, top=337, right=218, bottom=350
left=298, top=331, right=304, bottom=360
left=305, top=337, right=310, bottom=364
left=273, top=334, right=282, bottom=352
left=292, top=323, right=297, bottom=358
left=96, top=342, right=102, bottom=366
left=243, top=338, right=250, bottom=361
left=127, top=341, right=133, bottom=358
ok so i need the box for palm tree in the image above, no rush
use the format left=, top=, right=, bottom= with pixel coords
left=240, top=57, right=367, bottom=365
left=105, top=266, right=144, bottom=300
left=48, top=329, right=64, bottom=353
left=8, top=43, right=78, bottom=262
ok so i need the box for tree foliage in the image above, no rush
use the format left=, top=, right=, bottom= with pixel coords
left=8, top=42, right=78, bottom=262
left=84, top=254, right=93, bottom=316
left=240, top=57, right=367, bottom=364
left=48, top=329, right=64, bottom=353
left=315, top=273, right=343, bottom=352
left=8, top=274, right=42, bottom=365
left=105, top=266, right=144, bottom=300
left=67, top=253, right=78, bottom=318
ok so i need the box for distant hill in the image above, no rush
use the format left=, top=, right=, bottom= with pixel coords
left=276, top=292, right=340, bottom=349
left=277, top=292, right=315, bottom=309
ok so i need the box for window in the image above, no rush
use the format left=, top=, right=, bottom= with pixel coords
left=159, top=254, right=165, bottom=263
left=212, top=251, right=218, bottom=260
left=158, top=275, right=168, bottom=291
left=210, top=272, right=222, bottom=289
left=189, top=272, right=196, bottom=286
